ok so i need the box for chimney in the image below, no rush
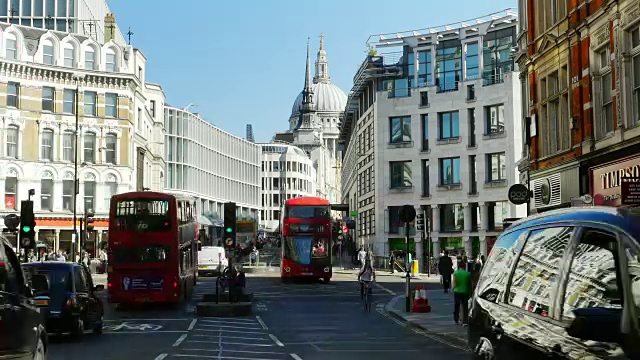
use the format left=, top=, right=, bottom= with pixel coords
left=104, top=13, right=116, bottom=43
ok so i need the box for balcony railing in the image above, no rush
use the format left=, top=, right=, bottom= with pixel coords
left=483, top=73, right=505, bottom=86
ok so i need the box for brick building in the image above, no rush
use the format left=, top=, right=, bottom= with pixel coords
left=517, top=0, right=640, bottom=213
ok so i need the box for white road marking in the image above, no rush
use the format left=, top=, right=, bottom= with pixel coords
left=153, top=354, right=168, bottom=360
left=196, top=328, right=267, bottom=335
left=187, top=339, right=274, bottom=347
left=104, top=330, right=188, bottom=334
left=187, top=319, right=197, bottom=331
left=255, top=316, right=268, bottom=330
left=269, top=334, right=284, bottom=347
left=192, top=334, right=271, bottom=341
left=103, top=318, right=190, bottom=322
left=183, top=348, right=286, bottom=355
left=375, top=282, right=396, bottom=295
left=172, top=355, right=277, bottom=360
left=290, top=354, right=303, bottom=360
left=172, top=334, right=188, bottom=347
left=198, top=317, right=258, bottom=323
left=198, top=323, right=262, bottom=330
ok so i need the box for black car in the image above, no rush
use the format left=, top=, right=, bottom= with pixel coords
left=0, top=236, right=49, bottom=360
left=22, top=262, right=104, bottom=339
left=468, top=207, right=640, bottom=359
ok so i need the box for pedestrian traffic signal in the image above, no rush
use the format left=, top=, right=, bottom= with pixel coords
left=19, top=200, right=36, bottom=249
left=223, top=202, right=236, bottom=249
left=85, top=212, right=95, bottom=231
left=3, top=214, right=20, bottom=232
left=416, top=213, right=425, bottom=231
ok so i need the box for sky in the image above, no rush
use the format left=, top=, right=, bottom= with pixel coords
left=108, top=0, right=517, bottom=143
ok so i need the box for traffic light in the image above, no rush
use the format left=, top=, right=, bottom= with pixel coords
left=19, top=200, right=36, bottom=249
left=223, top=202, right=236, bottom=250
left=85, top=212, right=95, bottom=231
left=416, top=213, right=425, bottom=231
left=3, top=214, right=20, bottom=232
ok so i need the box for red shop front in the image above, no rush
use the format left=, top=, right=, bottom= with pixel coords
left=589, top=154, right=640, bottom=207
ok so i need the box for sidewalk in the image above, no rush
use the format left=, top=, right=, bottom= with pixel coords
left=333, top=267, right=441, bottom=280
left=92, top=273, right=107, bottom=286
left=385, top=290, right=470, bottom=350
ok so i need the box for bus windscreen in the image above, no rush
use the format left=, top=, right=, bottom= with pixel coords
left=285, top=205, right=330, bottom=219
left=113, top=199, right=171, bottom=231
left=284, top=236, right=329, bottom=265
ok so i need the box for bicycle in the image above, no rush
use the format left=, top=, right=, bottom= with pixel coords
left=361, top=281, right=373, bottom=312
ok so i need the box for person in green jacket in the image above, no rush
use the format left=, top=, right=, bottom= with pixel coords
left=452, top=260, right=472, bottom=325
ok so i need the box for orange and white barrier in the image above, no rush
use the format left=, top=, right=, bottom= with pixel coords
left=411, top=286, right=431, bottom=313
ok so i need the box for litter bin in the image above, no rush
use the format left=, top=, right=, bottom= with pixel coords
left=412, top=260, right=419, bottom=275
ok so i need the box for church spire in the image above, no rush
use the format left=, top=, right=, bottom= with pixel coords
left=314, top=33, right=330, bottom=84
left=301, top=38, right=314, bottom=109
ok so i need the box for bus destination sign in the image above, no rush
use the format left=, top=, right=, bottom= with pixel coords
left=289, top=224, right=326, bottom=233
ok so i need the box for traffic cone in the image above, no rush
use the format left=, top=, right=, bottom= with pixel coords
left=412, top=286, right=431, bottom=313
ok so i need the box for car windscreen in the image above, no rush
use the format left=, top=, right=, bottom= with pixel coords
left=111, top=245, right=170, bottom=264
left=285, top=205, right=330, bottom=219
left=113, top=199, right=171, bottom=232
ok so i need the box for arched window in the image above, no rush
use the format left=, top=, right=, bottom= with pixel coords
left=4, top=170, right=18, bottom=210
left=84, top=173, right=96, bottom=212
left=63, top=42, right=75, bottom=67
left=41, top=128, right=54, bottom=160
left=105, top=133, right=117, bottom=164
left=83, top=132, right=96, bottom=163
left=62, top=171, right=75, bottom=211
left=62, top=130, right=75, bottom=161
left=5, top=33, right=18, bottom=60
left=84, top=46, right=95, bottom=70
left=104, top=174, right=118, bottom=209
left=40, top=171, right=54, bottom=211
left=6, top=125, right=19, bottom=159
left=105, top=47, right=117, bottom=72
left=42, top=39, right=54, bottom=65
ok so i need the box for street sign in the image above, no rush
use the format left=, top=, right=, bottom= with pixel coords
left=399, top=205, right=416, bottom=223
left=349, top=210, right=358, bottom=218
left=508, top=184, right=530, bottom=205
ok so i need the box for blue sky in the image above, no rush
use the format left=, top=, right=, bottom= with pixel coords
left=108, top=0, right=517, bottom=143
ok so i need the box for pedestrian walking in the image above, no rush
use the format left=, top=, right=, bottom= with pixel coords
left=389, top=251, right=395, bottom=274
left=357, top=247, right=366, bottom=269
left=438, top=250, right=454, bottom=293
left=452, top=260, right=471, bottom=326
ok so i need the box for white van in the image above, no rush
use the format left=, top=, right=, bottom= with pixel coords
left=197, top=246, right=228, bottom=276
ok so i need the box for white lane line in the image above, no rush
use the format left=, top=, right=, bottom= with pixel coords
left=198, top=317, right=257, bottom=323
left=269, top=334, right=284, bottom=347
left=195, top=328, right=267, bottom=335
left=172, top=334, right=188, bottom=347
left=375, top=282, right=396, bottom=295
left=255, top=316, right=268, bottom=330
left=153, top=354, right=168, bottom=360
left=187, top=319, right=197, bottom=331
left=192, top=334, right=271, bottom=341
left=187, top=340, right=274, bottom=347
left=198, top=323, right=262, bottom=330
left=183, top=348, right=286, bottom=355
left=290, top=354, right=303, bottom=360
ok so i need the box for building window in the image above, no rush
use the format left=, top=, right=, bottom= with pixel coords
left=63, top=43, right=75, bottom=67
left=482, top=27, right=515, bottom=85
left=83, top=132, right=96, bottom=163
left=63, top=130, right=75, bottom=161
left=6, top=125, right=19, bottom=159
left=439, top=157, right=461, bottom=185
left=468, top=108, right=476, bottom=147
left=422, top=160, right=430, bottom=196
left=84, top=91, right=96, bottom=116
left=438, top=111, right=459, bottom=139
left=440, top=204, right=463, bottom=232
left=42, top=86, right=54, bottom=112
left=4, top=176, right=17, bottom=210
left=40, top=178, right=53, bottom=211
left=7, top=82, right=19, bottom=108
left=105, top=48, right=117, bottom=72
left=436, top=39, right=462, bottom=92
left=418, top=50, right=432, bottom=85
left=632, top=26, right=640, bottom=126
left=41, top=129, right=54, bottom=160
left=62, top=179, right=74, bottom=211
left=388, top=206, right=402, bottom=234
left=63, top=89, right=75, bottom=114
left=469, top=155, right=477, bottom=193
left=485, top=104, right=505, bottom=134
left=5, top=34, right=17, bottom=60
left=84, top=179, right=95, bottom=212
left=421, top=114, right=429, bottom=151
left=105, top=93, right=117, bottom=117
left=43, top=40, right=54, bottom=65
left=104, top=177, right=117, bottom=209
left=465, top=41, right=479, bottom=79
left=105, top=133, right=117, bottom=164
left=389, top=116, right=411, bottom=143
left=467, top=84, right=475, bottom=100
left=150, top=100, right=156, bottom=118
left=390, top=161, right=412, bottom=188
left=420, top=91, right=429, bottom=106
left=539, top=68, right=570, bottom=156
left=489, top=201, right=510, bottom=230
left=596, top=49, right=614, bottom=138
left=84, top=48, right=95, bottom=70
left=487, top=152, right=507, bottom=182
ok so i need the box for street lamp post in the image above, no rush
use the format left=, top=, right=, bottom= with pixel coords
left=71, top=74, right=85, bottom=263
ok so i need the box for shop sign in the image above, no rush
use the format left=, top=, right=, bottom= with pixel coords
left=590, top=155, right=640, bottom=207
left=621, top=177, right=640, bottom=205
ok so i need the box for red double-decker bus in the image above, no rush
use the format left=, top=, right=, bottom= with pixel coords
left=281, top=196, right=333, bottom=283
left=107, top=191, right=198, bottom=305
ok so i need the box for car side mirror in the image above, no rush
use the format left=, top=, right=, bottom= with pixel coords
left=93, top=284, right=105, bottom=292
left=567, top=307, right=623, bottom=343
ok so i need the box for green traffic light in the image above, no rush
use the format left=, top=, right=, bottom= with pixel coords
left=225, top=227, right=232, bottom=233
left=22, top=225, right=31, bottom=232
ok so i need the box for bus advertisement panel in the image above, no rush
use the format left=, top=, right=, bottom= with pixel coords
left=281, top=197, right=332, bottom=282
left=107, top=191, right=198, bottom=305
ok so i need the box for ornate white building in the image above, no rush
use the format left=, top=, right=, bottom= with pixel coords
left=275, top=35, right=347, bottom=205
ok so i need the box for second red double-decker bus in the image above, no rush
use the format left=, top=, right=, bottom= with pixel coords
left=107, top=191, right=198, bottom=305
left=281, top=196, right=332, bottom=283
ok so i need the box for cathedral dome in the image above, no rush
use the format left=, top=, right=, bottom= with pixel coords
left=290, top=82, right=347, bottom=118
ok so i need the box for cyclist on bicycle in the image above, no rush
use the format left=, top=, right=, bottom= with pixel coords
left=358, top=259, right=376, bottom=299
